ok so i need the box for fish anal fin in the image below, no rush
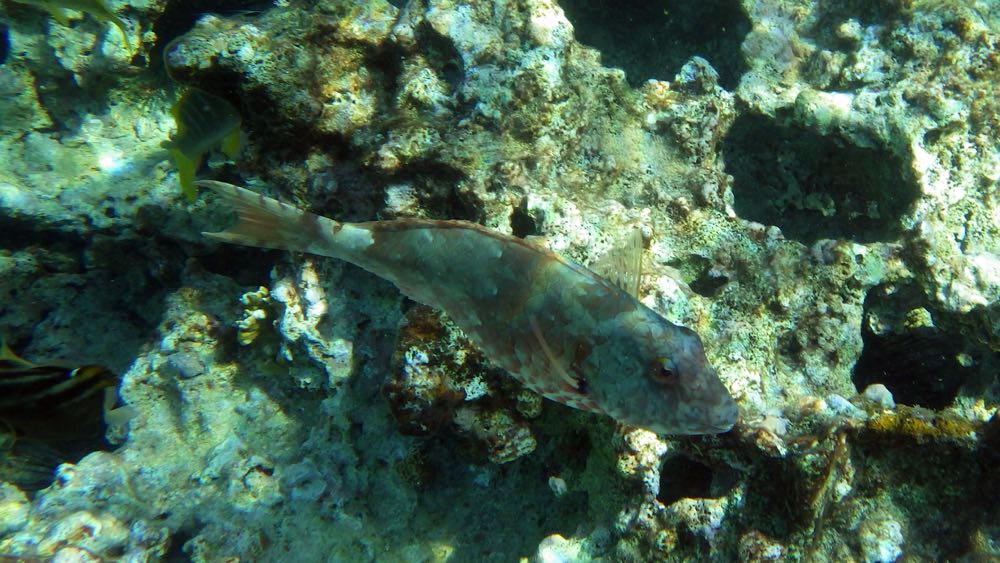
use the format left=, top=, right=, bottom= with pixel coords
left=221, top=127, right=242, bottom=159
left=170, top=148, right=202, bottom=202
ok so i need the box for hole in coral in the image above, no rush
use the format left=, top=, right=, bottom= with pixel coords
left=689, top=271, right=728, bottom=297
left=853, top=284, right=997, bottom=410
left=559, top=0, right=750, bottom=90
left=657, top=455, right=739, bottom=506
left=0, top=23, right=9, bottom=65
left=417, top=23, right=465, bottom=91
left=855, top=327, right=968, bottom=410
left=510, top=200, right=539, bottom=238
left=671, top=255, right=728, bottom=297
left=723, top=114, right=919, bottom=245
left=387, top=162, right=481, bottom=222
left=152, top=0, right=275, bottom=76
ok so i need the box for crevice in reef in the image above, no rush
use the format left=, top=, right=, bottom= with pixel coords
left=0, top=22, right=9, bottom=65
left=657, top=454, right=740, bottom=507
left=151, top=0, right=276, bottom=73
left=853, top=283, right=999, bottom=410
left=723, top=114, right=919, bottom=245
left=558, top=0, right=750, bottom=90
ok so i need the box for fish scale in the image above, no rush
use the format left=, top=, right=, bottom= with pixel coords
left=199, top=180, right=738, bottom=435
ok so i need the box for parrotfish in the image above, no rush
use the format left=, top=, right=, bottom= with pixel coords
left=200, top=181, right=739, bottom=435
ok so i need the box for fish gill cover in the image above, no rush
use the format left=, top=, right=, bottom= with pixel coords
left=0, top=0, right=998, bottom=561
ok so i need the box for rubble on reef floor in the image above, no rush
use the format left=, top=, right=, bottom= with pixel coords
left=0, top=0, right=998, bottom=560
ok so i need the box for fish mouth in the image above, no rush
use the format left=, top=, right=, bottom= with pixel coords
left=705, top=420, right=737, bottom=434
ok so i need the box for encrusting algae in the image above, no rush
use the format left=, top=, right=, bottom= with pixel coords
left=11, top=0, right=131, bottom=49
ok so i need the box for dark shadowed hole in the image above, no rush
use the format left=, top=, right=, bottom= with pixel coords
left=853, top=284, right=985, bottom=410
left=417, top=24, right=465, bottom=91
left=162, top=527, right=196, bottom=562
left=854, top=328, right=969, bottom=410
left=387, top=162, right=481, bottom=223
left=510, top=201, right=539, bottom=238
left=658, top=455, right=739, bottom=506
left=690, top=272, right=728, bottom=297
left=723, top=114, right=919, bottom=244
left=559, top=0, right=750, bottom=89
left=807, top=1, right=908, bottom=54
left=152, top=0, right=275, bottom=75
left=0, top=23, right=9, bottom=65
left=665, top=255, right=727, bottom=297
left=685, top=255, right=728, bottom=297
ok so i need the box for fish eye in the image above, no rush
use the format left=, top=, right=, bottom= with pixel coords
left=650, top=359, right=678, bottom=385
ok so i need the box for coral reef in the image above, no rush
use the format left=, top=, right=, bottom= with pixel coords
left=0, top=0, right=998, bottom=560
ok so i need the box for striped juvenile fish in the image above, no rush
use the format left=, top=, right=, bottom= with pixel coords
left=200, top=181, right=738, bottom=435
left=0, top=340, right=122, bottom=440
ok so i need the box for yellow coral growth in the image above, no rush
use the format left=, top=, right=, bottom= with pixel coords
left=866, top=407, right=978, bottom=444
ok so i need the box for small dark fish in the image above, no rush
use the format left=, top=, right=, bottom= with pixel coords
left=164, top=87, right=243, bottom=202
left=0, top=340, right=125, bottom=441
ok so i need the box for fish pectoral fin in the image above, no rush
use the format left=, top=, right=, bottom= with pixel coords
left=528, top=316, right=579, bottom=390
left=102, top=387, right=136, bottom=427
left=220, top=127, right=243, bottom=159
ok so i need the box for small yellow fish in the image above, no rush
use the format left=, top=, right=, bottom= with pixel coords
left=164, top=88, right=243, bottom=201
left=12, top=0, right=131, bottom=50
left=0, top=339, right=127, bottom=441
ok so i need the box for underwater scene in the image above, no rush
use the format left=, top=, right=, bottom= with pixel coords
left=1, top=0, right=999, bottom=561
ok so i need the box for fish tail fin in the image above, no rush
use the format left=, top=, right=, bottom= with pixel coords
left=198, top=180, right=343, bottom=257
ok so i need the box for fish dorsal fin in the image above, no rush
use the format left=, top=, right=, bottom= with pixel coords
left=591, top=227, right=643, bottom=298
left=529, top=316, right=579, bottom=390
left=523, top=235, right=551, bottom=250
